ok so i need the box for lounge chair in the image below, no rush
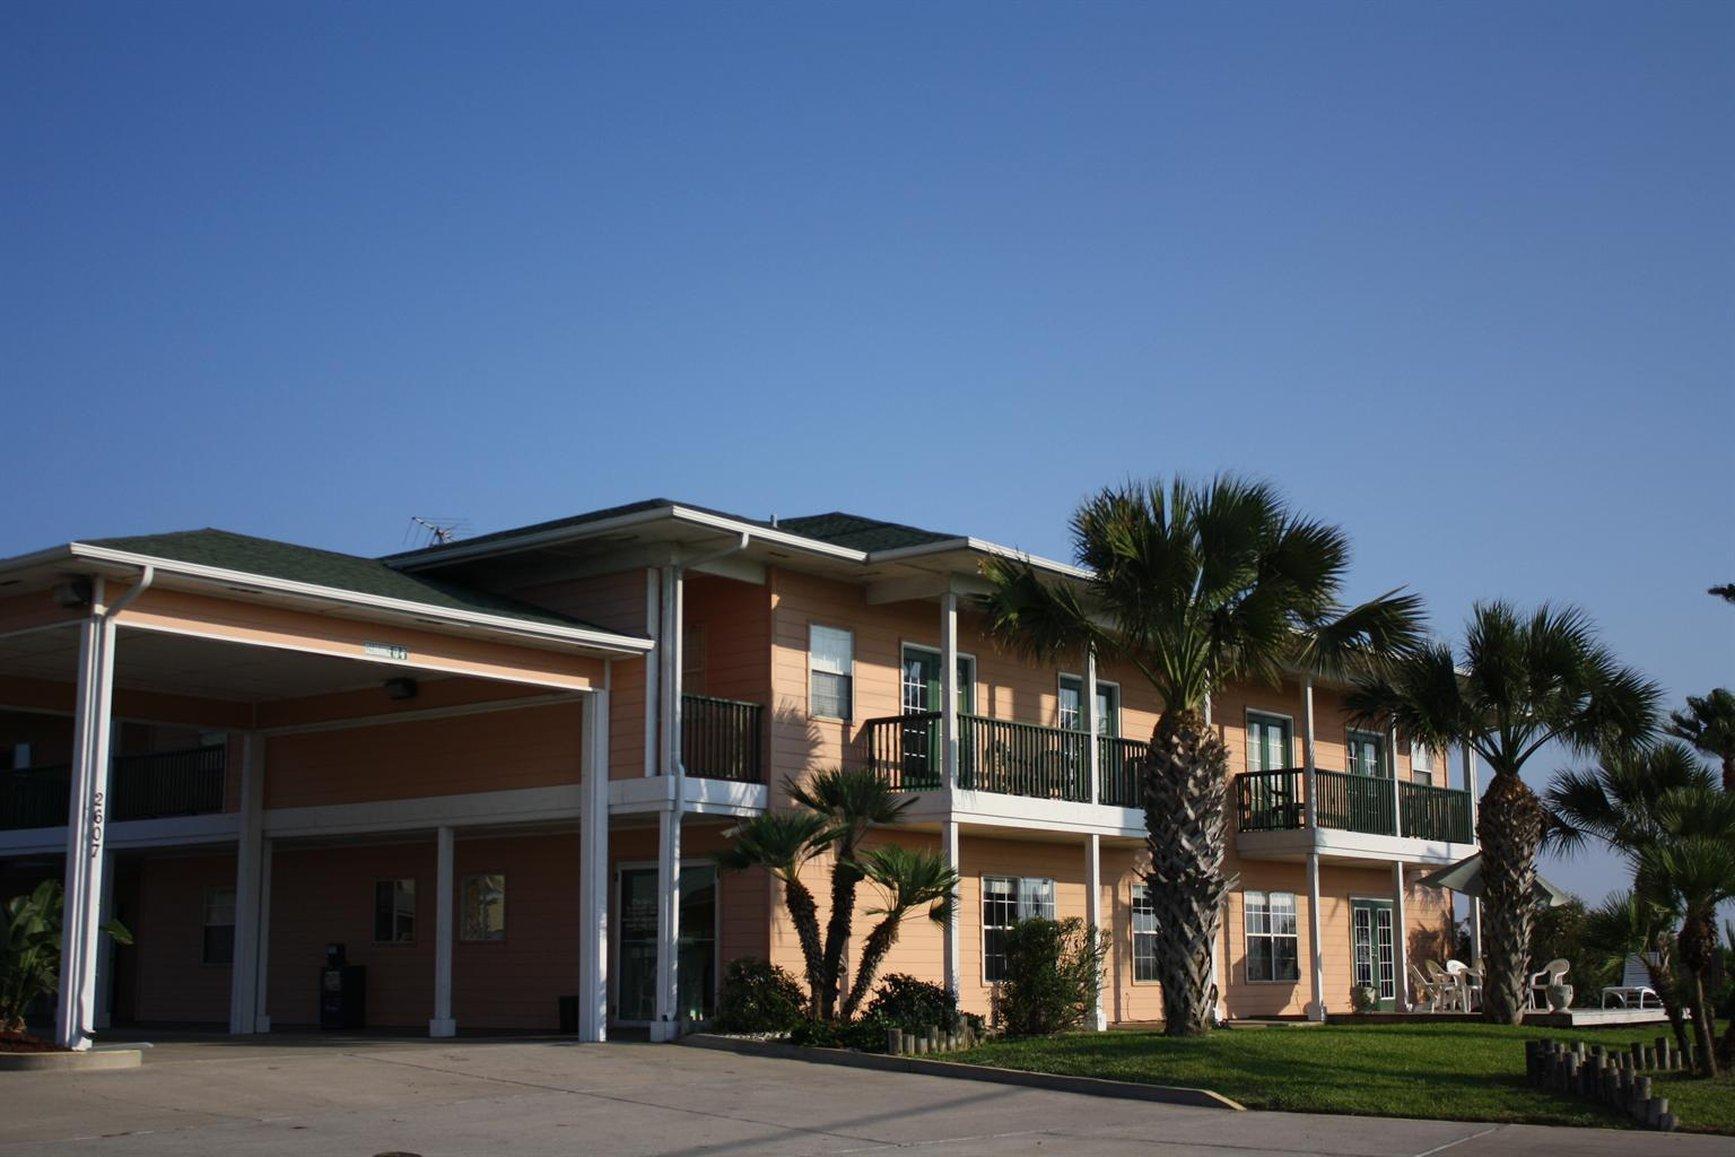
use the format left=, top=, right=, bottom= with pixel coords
left=1601, top=955, right=1662, bottom=1010
left=1528, top=958, right=1569, bottom=1009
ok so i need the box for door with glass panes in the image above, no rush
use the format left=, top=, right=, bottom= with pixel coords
left=615, top=864, right=718, bottom=1025
left=899, top=646, right=973, bottom=789
left=1350, top=898, right=1397, bottom=1011
left=1345, top=730, right=1394, bottom=834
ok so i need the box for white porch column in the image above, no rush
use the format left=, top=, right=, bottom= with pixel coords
left=1462, top=744, right=1482, bottom=970
left=229, top=732, right=267, bottom=1034
left=578, top=683, right=611, bottom=1042
left=430, top=825, right=457, bottom=1037
left=1392, top=861, right=1411, bottom=1011
left=1301, top=677, right=1318, bottom=828
left=1305, top=851, right=1326, bottom=1022
left=1085, top=833, right=1106, bottom=1030
left=254, top=838, right=273, bottom=1031
left=652, top=566, right=685, bottom=1043
left=56, top=604, right=115, bottom=1051
left=1085, top=647, right=1101, bottom=805
left=939, top=591, right=962, bottom=1001
left=1083, top=647, right=1106, bottom=1030
left=93, top=852, right=116, bottom=1030
left=1388, top=727, right=1403, bottom=837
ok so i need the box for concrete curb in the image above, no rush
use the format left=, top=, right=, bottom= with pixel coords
left=0, top=1048, right=142, bottom=1073
left=680, top=1033, right=1245, bottom=1111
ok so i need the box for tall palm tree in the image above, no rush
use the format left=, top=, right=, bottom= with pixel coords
left=1666, top=689, right=1735, bottom=792
left=717, top=810, right=833, bottom=1006
left=839, top=844, right=958, bottom=1018
left=1636, top=787, right=1735, bottom=1076
left=982, top=477, right=1426, bottom=1035
left=788, top=767, right=912, bottom=1021
left=1349, top=603, right=1660, bottom=1024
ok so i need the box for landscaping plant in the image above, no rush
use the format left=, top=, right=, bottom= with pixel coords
left=713, top=957, right=808, bottom=1034
left=1350, top=603, right=1659, bottom=1024
left=989, top=916, right=1107, bottom=1037
left=1, top=879, right=132, bottom=1036
left=982, top=477, right=1425, bottom=1034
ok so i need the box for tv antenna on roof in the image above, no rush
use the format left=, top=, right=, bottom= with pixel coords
left=406, top=516, right=468, bottom=548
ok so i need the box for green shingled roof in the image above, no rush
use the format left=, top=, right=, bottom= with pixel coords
left=775, top=512, right=959, bottom=552
left=84, top=528, right=611, bottom=632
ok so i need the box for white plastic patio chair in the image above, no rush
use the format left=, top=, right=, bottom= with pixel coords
left=1446, top=959, right=1481, bottom=1013
left=1408, top=964, right=1444, bottom=1012
left=1528, top=958, right=1569, bottom=1009
left=1426, top=960, right=1460, bottom=1011
left=1601, top=955, right=1662, bottom=1010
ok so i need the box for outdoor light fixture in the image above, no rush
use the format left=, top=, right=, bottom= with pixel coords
left=51, top=578, right=93, bottom=608
left=384, top=677, right=419, bottom=701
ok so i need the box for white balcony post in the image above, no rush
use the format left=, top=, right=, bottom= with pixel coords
left=56, top=599, right=115, bottom=1051
left=1305, top=851, right=1325, bottom=1022
left=939, top=591, right=962, bottom=1002
left=1301, top=677, right=1318, bottom=828
left=1388, top=727, right=1404, bottom=837
left=1085, top=833, right=1106, bottom=1030
left=430, top=825, right=457, bottom=1037
left=652, top=566, right=685, bottom=1042
left=93, top=851, right=116, bottom=1030
left=1083, top=647, right=1105, bottom=1030
left=1462, top=743, right=1483, bottom=970
left=578, top=683, right=611, bottom=1042
left=229, top=732, right=267, bottom=1034
left=255, top=838, right=273, bottom=1031
left=1392, top=861, right=1411, bottom=1011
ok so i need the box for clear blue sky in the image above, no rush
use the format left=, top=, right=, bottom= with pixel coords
left=5, top=3, right=1731, bottom=903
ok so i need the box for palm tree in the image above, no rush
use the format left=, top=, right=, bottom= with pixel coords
left=1709, top=584, right=1735, bottom=605
left=788, top=768, right=912, bottom=1021
left=982, top=477, right=1426, bottom=1035
left=1, top=880, right=132, bottom=1034
left=1666, top=689, right=1735, bottom=792
left=839, top=844, right=957, bottom=1018
left=1636, top=787, right=1735, bottom=1076
left=1579, top=891, right=1685, bottom=1055
left=1349, top=603, right=1660, bottom=1024
left=717, top=810, right=833, bottom=1006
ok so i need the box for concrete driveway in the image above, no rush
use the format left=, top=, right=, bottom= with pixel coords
left=0, top=1035, right=1729, bottom=1156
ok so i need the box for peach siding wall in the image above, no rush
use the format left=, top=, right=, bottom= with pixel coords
left=131, top=852, right=236, bottom=1024
left=682, top=575, right=771, bottom=708
left=263, top=701, right=583, bottom=809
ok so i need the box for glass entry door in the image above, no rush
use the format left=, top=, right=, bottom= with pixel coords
left=615, top=865, right=718, bottom=1024
left=899, top=646, right=973, bottom=789
left=1351, top=898, right=1396, bottom=1011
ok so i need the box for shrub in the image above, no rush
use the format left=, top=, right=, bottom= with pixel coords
left=989, top=917, right=1106, bottom=1037
left=713, top=957, right=808, bottom=1034
left=863, top=973, right=962, bottom=1034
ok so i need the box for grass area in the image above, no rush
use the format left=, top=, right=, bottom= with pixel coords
left=949, top=1022, right=1735, bottom=1134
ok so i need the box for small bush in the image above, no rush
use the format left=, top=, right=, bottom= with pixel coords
left=863, top=973, right=962, bottom=1034
left=990, top=917, right=1106, bottom=1037
left=714, top=957, right=808, bottom=1034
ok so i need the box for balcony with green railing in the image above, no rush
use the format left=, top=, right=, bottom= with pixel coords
left=860, top=711, right=1149, bottom=807
left=680, top=693, right=765, bottom=784
left=1234, top=767, right=1473, bottom=843
left=0, top=744, right=228, bottom=832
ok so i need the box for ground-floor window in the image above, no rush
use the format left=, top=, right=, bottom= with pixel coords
left=982, top=875, right=1055, bottom=982
left=461, top=873, right=506, bottom=942
left=373, top=878, right=416, bottom=944
left=1129, top=883, right=1158, bottom=982
left=202, top=886, right=235, bottom=965
left=616, top=864, right=717, bottom=1023
left=1243, top=890, right=1299, bottom=982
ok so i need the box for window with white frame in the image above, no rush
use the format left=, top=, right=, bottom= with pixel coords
left=1246, top=713, right=1292, bottom=772
left=1243, top=890, right=1299, bottom=982
left=982, top=875, right=1055, bottom=982
left=1410, top=742, right=1436, bottom=787
left=373, top=878, right=416, bottom=944
left=461, top=873, right=506, bottom=942
left=1130, top=883, right=1159, bottom=982
left=1059, top=675, right=1120, bottom=736
left=202, top=886, right=236, bottom=965
left=808, top=625, right=854, bottom=719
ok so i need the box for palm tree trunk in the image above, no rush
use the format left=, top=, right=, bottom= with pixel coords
left=841, top=916, right=901, bottom=1019
left=781, top=875, right=827, bottom=1011
left=1476, top=770, right=1545, bottom=1025
left=1141, top=707, right=1233, bottom=1036
left=818, top=848, right=863, bottom=1022
left=1642, top=947, right=1690, bottom=1057
left=1679, top=914, right=1721, bottom=1078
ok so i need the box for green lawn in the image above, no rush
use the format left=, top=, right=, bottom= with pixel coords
left=949, top=1022, right=1735, bottom=1134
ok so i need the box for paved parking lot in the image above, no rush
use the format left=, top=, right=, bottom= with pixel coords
left=0, top=1035, right=1729, bottom=1156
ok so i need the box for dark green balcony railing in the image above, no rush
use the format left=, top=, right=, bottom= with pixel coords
left=681, top=694, right=764, bottom=783
left=0, top=744, right=228, bottom=832
left=1399, top=779, right=1473, bottom=843
left=861, top=713, right=1152, bottom=806
left=1234, top=766, right=1473, bottom=842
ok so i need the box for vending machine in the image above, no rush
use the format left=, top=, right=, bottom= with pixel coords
left=319, top=943, right=366, bottom=1030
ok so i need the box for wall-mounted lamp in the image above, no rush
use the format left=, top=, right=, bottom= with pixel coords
left=384, top=677, right=419, bottom=701
left=51, top=578, right=93, bottom=608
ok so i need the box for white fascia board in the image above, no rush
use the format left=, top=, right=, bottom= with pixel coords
left=609, top=774, right=769, bottom=816
left=64, top=543, right=653, bottom=657
left=891, top=789, right=1144, bottom=837
left=866, top=538, right=1092, bottom=583
left=1237, top=827, right=1478, bottom=866
left=0, top=811, right=241, bottom=856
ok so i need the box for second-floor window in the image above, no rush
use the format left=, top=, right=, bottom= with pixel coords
left=1130, top=883, right=1158, bottom=982
left=1246, top=712, right=1292, bottom=772
left=982, top=875, right=1055, bottom=982
left=1058, top=675, right=1119, bottom=736
left=901, top=645, right=974, bottom=715
left=809, top=625, right=854, bottom=719
left=1347, top=730, right=1389, bottom=778
left=1410, top=742, right=1436, bottom=787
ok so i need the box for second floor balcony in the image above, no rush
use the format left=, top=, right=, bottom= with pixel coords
left=1235, top=767, right=1474, bottom=844
left=680, top=693, right=765, bottom=784
left=0, top=744, right=228, bottom=832
left=860, top=711, right=1148, bottom=808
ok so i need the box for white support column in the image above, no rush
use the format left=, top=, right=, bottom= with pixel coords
left=643, top=568, right=660, bottom=779
left=56, top=603, right=115, bottom=1051
left=1392, top=861, right=1411, bottom=1012
left=939, top=591, right=962, bottom=1003
left=254, top=838, right=273, bottom=1031
left=1085, top=647, right=1101, bottom=805
left=1301, top=677, right=1318, bottom=829
left=941, top=818, right=961, bottom=999
left=430, top=824, right=457, bottom=1037
left=652, top=566, right=685, bottom=1042
left=1085, top=833, right=1106, bottom=1030
left=1462, top=744, right=1482, bottom=970
left=1305, top=851, right=1325, bottom=1022
left=578, top=683, right=611, bottom=1042
left=230, top=732, right=267, bottom=1034
left=93, top=852, right=116, bottom=1030
left=1388, top=728, right=1404, bottom=837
